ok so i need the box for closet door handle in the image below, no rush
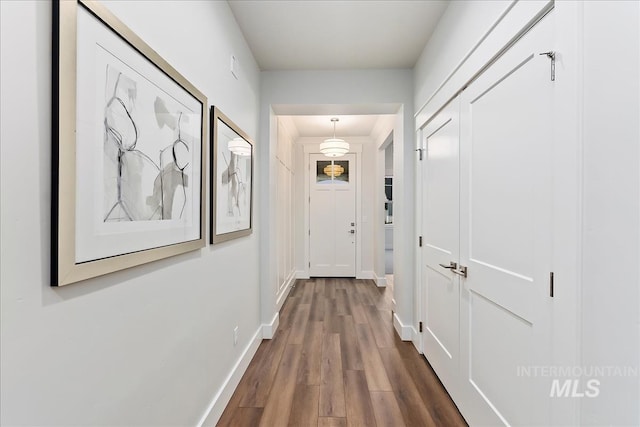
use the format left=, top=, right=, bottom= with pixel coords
left=453, top=265, right=468, bottom=278
left=438, top=262, right=457, bottom=270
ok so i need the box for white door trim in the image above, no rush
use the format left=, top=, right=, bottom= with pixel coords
left=303, top=143, right=363, bottom=278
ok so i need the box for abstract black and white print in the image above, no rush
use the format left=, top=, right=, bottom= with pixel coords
left=103, top=65, right=192, bottom=222
left=71, top=4, right=203, bottom=266
left=216, top=121, right=252, bottom=234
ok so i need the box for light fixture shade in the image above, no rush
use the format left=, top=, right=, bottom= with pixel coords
left=323, top=164, right=345, bottom=177
left=228, top=137, right=251, bottom=156
left=320, top=138, right=349, bottom=157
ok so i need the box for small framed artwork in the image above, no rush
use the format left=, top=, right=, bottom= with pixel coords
left=52, top=0, right=207, bottom=286
left=210, top=107, right=254, bottom=244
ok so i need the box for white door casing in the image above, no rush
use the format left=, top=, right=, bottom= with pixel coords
left=459, top=11, right=554, bottom=426
left=309, top=153, right=357, bottom=277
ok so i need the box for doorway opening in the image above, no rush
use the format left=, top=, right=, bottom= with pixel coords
left=273, top=110, right=397, bottom=285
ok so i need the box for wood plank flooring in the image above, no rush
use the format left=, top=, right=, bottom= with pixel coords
left=217, top=278, right=467, bottom=427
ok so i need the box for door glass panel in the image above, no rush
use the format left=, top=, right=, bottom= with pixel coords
left=332, top=160, right=349, bottom=184
left=316, top=160, right=333, bottom=183
left=316, top=159, right=349, bottom=184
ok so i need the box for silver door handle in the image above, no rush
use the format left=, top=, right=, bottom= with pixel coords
left=438, top=262, right=457, bottom=270
left=453, top=265, right=468, bottom=278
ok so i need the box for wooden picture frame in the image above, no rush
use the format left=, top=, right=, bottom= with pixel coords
left=210, top=107, right=254, bottom=244
left=52, top=0, right=207, bottom=286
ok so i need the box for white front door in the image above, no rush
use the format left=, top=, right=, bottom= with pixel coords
left=458, top=11, right=554, bottom=426
left=309, top=153, right=356, bottom=277
left=421, top=97, right=462, bottom=401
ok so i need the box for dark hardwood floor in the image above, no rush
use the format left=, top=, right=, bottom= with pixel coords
left=217, top=278, right=467, bottom=427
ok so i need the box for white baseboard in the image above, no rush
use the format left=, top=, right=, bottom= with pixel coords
left=411, top=324, right=422, bottom=353
left=295, top=270, right=310, bottom=279
left=358, top=270, right=375, bottom=280
left=275, top=271, right=295, bottom=311
left=412, top=329, right=423, bottom=354
left=261, top=312, right=280, bottom=339
left=393, top=312, right=413, bottom=341
left=197, top=327, right=263, bottom=427
left=375, top=273, right=387, bottom=287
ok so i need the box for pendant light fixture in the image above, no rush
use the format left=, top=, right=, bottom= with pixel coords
left=320, top=118, right=349, bottom=157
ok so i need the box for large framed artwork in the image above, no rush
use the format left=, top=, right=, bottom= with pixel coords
left=52, top=0, right=207, bottom=286
left=210, top=107, right=254, bottom=244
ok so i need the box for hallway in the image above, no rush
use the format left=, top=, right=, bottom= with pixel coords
left=217, top=278, right=466, bottom=426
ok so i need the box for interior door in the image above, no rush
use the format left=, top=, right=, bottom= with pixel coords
left=421, top=97, right=462, bottom=401
left=458, top=11, right=554, bottom=426
left=309, top=153, right=356, bottom=277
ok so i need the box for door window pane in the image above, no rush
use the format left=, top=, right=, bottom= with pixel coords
left=316, top=160, right=333, bottom=183
left=316, top=160, right=350, bottom=184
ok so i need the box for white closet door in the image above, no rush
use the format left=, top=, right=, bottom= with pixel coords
left=421, top=97, right=463, bottom=401
left=309, top=153, right=356, bottom=277
left=459, top=11, right=554, bottom=426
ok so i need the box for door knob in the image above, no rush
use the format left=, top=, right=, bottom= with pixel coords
left=438, top=261, right=457, bottom=270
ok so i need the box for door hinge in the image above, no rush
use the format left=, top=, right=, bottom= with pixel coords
left=308, top=229, right=310, bottom=236
left=419, top=321, right=423, bottom=333
left=549, top=272, right=554, bottom=297
left=539, top=51, right=556, bottom=81
left=418, top=236, right=423, bottom=247
left=415, top=148, right=424, bottom=161
left=309, top=262, right=311, bottom=268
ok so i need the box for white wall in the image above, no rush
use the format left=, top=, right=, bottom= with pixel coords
left=259, top=69, right=415, bottom=334
left=0, top=1, right=261, bottom=425
left=414, top=1, right=510, bottom=115
left=413, top=0, right=640, bottom=425
left=361, top=139, right=376, bottom=275
left=293, top=138, right=307, bottom=275
left=385, top=143, right=394, bottom=176
left=259, top=106, right=280, bottom=333
left=580, top=2, right=640, bottom=424
left=371, top=119, right=395, bottom=287
left=275, top=118, right=296, bottom=308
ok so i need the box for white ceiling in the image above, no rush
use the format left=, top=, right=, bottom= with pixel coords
left=228, top=1, right=449, bottom=137
left=282, top=114, right=390, bottom=138
left=228, top=0, right=449, bottom=71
